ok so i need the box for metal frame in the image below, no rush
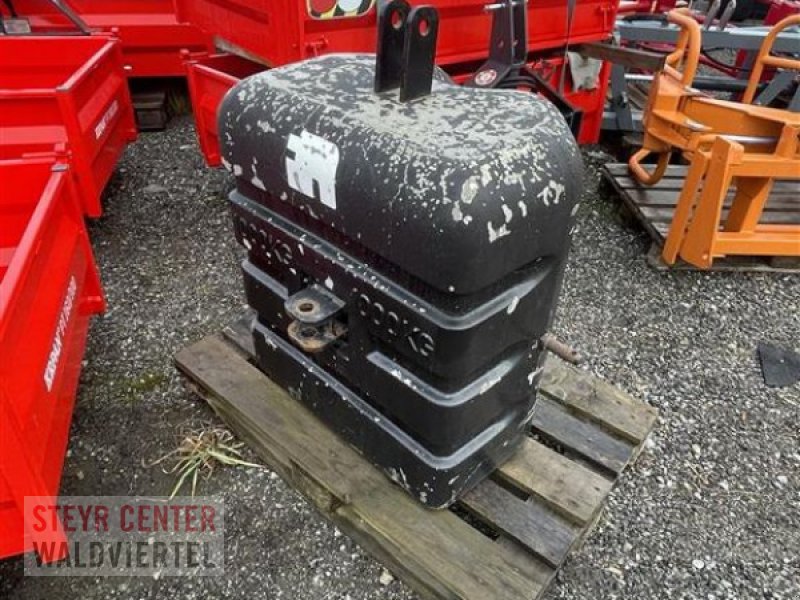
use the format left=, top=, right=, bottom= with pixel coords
left=627, top=12, right=800, bottom=269
left=604, top=16, right=800, bottom=132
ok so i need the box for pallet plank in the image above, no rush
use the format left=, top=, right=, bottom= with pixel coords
left=611, top=185, right=799, bottom=211
left=460, top=479, right=579, bottom=568
left=638, top=205, right=799, bottom=226
left=205, top=398, right=493, bottom=600
left=496, top=437, right=613, bottom=525
left=194, top=394, right=465, bottom=600
left=609, top=175, right=800, bottom=196
left=539, top=361, right=657, bottom=445
left=175, top=335, right=548, bottom=600
left=645, top=244, right=800, bottom=273
left=606, top=177, right=799, bottom=227
left=177, top=316, right=660, bottom=600
left=532, top=396, right=634, bottom=475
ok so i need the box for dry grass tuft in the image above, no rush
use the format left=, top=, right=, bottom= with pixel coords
left=149, top=425, right=262, bottom=498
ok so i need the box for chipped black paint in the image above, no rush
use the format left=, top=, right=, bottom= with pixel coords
left=220, top=53, right=583, bottom=508
left=220, top=53, right=582, bottom=294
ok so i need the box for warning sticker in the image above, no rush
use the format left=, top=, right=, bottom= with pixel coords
left=307, top=0, right=375, bottom=20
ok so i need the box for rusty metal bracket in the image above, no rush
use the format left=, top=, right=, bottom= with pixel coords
left=285, top=285, right=347, bottom=353
left=285, top=284, right=345, bottom=325
left=541, top=333, right=585, bottom=365
left=287, top=320, right=347, bottom=354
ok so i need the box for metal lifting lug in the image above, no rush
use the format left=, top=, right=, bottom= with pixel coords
left=374, top=0, right=440, bottom=103
left=286, top=284, right=345, bottom=325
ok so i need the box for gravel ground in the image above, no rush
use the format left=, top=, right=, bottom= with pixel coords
left=1, top=117, right=797, bottom=600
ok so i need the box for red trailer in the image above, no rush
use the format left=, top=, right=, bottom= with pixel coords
left=7, top=0, right=215, bottom=78
left=175, top=0, right=616, bottom=68
left=183, top=52, right=267, bottom=167
left=179, top=0, right=619, bottom=164
left=0, top=157, right=105, bottom=561
left=0, top=35, right=137, bottom=217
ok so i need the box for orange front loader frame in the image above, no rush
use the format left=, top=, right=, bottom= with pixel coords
left=628, top=11, right=800, bottom=269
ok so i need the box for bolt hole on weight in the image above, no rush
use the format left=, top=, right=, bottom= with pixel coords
left=298, top=302, right=316, bottom=314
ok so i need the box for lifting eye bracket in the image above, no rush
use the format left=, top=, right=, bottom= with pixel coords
left=285, top=285, right=347, bottom=353
left=374, top=0, right=440, bottom=103
left=285, top=284, right=345, bottom=325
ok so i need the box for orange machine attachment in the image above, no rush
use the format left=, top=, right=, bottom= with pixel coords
left=628, top=11, right=800, bottom=269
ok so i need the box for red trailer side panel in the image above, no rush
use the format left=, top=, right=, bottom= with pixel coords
left=13, top=0, right=215, bottom=78
left=174, top=0, right=617, bottom=67
left=0, top=158, right=104, bottom=560
left=0, top=36, right=137, bottom=216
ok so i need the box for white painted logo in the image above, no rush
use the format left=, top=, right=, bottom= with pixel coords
left=286, top=130, right=340, bottom=210
left=474, top=69, right=498, bottom=87
left=94, top=99, right=120, bottom=140
left=43, top=275, right=78, bottom=392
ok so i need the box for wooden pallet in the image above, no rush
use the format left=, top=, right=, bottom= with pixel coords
left=602, top=163, right=800, bottom=273
left=175, top=313, right=658, bottom=600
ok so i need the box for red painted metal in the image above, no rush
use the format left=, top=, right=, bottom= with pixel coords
left=0, top=35, right=137, bottom=217
left=577, top=63, right=613, bottom=144
left=184, top=52, right=266, bottom=167
left=181, top=1, right=618, bottom=161
left=0, top=157, right=105, bottom=561
left=12, top=0, right=215, bottom=78
left=765, top=0, right=800, bottom=24
left=174, top=0, right=617, bottom=67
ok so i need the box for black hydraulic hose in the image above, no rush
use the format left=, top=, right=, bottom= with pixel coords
left=700, top=48, right=753, bottom=74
